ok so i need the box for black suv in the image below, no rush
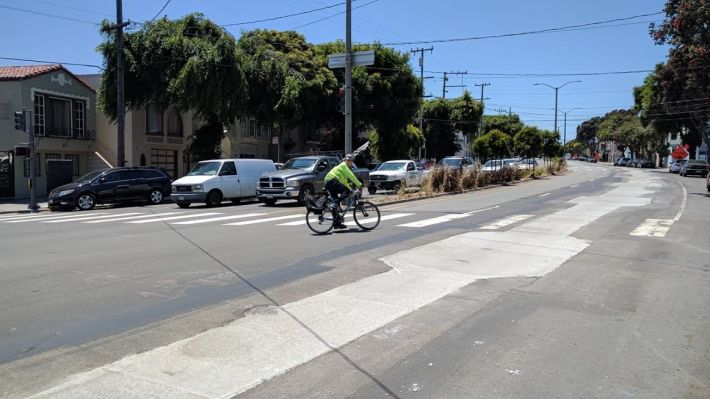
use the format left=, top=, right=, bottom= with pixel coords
left=48, top=167, right=171, bottom=211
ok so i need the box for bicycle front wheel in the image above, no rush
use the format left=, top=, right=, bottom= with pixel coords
left=306, top=209, right=335, bottom=234
left=353, top=201, right=380, bottom=230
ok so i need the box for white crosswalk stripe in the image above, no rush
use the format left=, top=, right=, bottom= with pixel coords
left=126, top=212, right=223, bottom=224
left=82, top=212, right=182, bottom=223
left=0, top=213, right=57, bottom=222
left=41, top=212, right=144, bottom=223
left=3, top=212, right=106, bottom=223
left=278, top=212, right=414, bottom=226
left=630, top=218, right=674, bottom=237
left=170, top=213, right=269, bottom=225
left=480, top=214, right=533, bottom=230
left=224, top=214, right=302, bottom=226
left=397, top=206, right=499, bottom=228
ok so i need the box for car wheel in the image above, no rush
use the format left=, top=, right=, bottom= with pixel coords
left=177, top=202, right=190, bottom=209
left=76, top=193, right=96, bottom=211
left=368, top=185, right=377, bottom=195
left=205, top=190, right=222, bottom=207
left=298, top=184, right=314, bottom=205
left=262, top=198, right=277, bottom=206
left=148, top=189, right=164, bottom=205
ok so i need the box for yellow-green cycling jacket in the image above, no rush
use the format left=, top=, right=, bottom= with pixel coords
left=324, top=162, right=362, bottom=189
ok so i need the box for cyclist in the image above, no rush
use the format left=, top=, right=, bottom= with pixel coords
left=324, top=154, right=362, bottom=229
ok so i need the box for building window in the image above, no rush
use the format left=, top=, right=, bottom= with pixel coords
left=239, top=153, right=256, bottom=159
left=73, top=101, right=85, bottom=138
left=167, top=108, right=183, bottom=137
left=249, top=117, right=257, bottom=138
left=150, top=148, right=177, bottom=179
left=64, top=154, right=79, bottom=175
left=240, top=119, right=248, bottom=137
left=47, top=97, right=72, bottom=137
left=34, top=94, right=45, bottom=135
left=671, top=132, right=678, bottom=141
left=146, top=105, right=163, bottom=135
left=23, top=155, right=41, bottom=177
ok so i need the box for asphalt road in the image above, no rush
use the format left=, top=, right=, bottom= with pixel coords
left=1, top=162, right=708, bottom=398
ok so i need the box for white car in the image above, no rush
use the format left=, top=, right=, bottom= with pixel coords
left=368, top=160, right=423, bottom=194
left=481, top=158, right=519, bottom=172
left=516, top=158, right=540, bottom=170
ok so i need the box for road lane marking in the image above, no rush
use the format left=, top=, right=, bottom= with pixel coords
left=4, top=213, right=106, bottom=223
left=171, top=213, right=269, bottom=225
left=126, top=213, right=223, bottom=224
left=0, top=213, right=59, bottom=221
left=82, top=212, right=182, bottom=223
left=571, top=184, right=579, bottom=188
left=479, top=214, right=533, bottom=230
left=41, top=213, right=144, bottom=223
left=630, top=219, right=673, bottom=237
left=539, top=193, right=551, bottom=197
left=26, top=173, right=659, bottom=399
left=224, top=214, right=302, bottom=226
left=278, top=212, right=414, bottom=226
left=397, top=206, right=499, bottom=228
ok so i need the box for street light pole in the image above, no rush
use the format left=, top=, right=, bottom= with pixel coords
left=560, top=107, right=580, bottom=150
left=533, top=80, right=581, bottom=137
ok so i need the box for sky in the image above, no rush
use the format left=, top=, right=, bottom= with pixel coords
left=0, top=0, right=671, bottom=141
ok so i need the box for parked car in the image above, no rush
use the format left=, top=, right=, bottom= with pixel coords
left=437, top=156, right=475, bottom=169
left=48, top=167, right=171, bottom=211
left=516, top=158, right=539, bottom=170
left=578, top=156, right=587, bottom=162
left=636, top=159, right=655, bottom=168
left=481, top=158, right=518, bottom=172
left=669, top=159, right=687, bottom=173
left=679, top=159, right=708, bottom=177
left=368, top=160, right=424, bottom=194
left=256, top=156, right=369, bottom=206
left=171, top=159, right=275, bottom=208
left=614, top=157, right=630, bottom=166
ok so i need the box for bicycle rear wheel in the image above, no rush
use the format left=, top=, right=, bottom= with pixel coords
left=306, top=209, right=335, bottom=234
left=353, top=201, right=380, bottom=230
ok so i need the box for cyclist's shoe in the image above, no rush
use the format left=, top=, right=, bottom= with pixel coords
left=334, top=223, right=348, bottom=229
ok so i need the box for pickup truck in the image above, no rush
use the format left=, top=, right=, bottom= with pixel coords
left=256, top=155, right=369, bottom=206
left=368, top=160, right=424, bottom=194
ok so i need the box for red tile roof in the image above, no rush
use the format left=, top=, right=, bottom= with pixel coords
left=0, top=64, right=62, bottom=80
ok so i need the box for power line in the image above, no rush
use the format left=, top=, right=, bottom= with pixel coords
left=426, top=69, right=654, bottom=77
left=221, top=1, right=349, bottom=27
left=147, top=0, right=173, bottom=25
left=31, top=0, right=112, bottom=18
left=0, top=56, right=103, bottom=69
left=379, top=11, right=664, bottom=46
left=0, top=4, right=99, bottom=25
left=289, top=0, right=380, bottom=30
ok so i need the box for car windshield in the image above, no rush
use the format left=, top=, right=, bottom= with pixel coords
left=440, top=158, right=462, bottom=167
left=688, top=160, right=707, bottom=165
left=75, top=169, right=106, bottom=183
left=483, top=160, right=502, bottom=167
left=283, top=158, right=317, bottom=170
left=378, top=162, right=407, bottom=171
left=188, top=161, right=222, bottom=176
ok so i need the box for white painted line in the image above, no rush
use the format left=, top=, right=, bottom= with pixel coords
left=463, top=205, right=500, bottom=215
left=0, top=213, right=57, bottom=221
left=539, top=192, right=551, bottom=197
left=674, top=184, right=687, bottom=222
left=171, top=213, right=269, bottom=225
left=82, top=212, right=182, bottom=223
left=4, top=213, right=106, bottom=223
left=398, top=206, right=499, bottom=228
left=354, top=212, right=414, bottom=225
left=571, top=184, right=579, bottom=188
left=630, top=219, right=673, bottom=237
left=26, top=174, right=663, bottom=399
left=224, top=214, right=302, bottom=226
left=41, top=213, right=144, bottom=223
left=126, top=213, right=223, bottom=224
left=479, top=214, right=534, bottom=230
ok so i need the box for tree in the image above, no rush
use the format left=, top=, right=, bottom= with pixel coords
left=314, top=42, right=421, bottom=152
left=513, top=126, right=544, bottom=159
left=450, top=91, right=483, bottom=138
left=482, top=114, right=524, bottom=136
left=371, top=124, right=423, bottom=160
left=598, top=110, right=645, bottom=157
left=542, top=130, right=562, bottom=162
left=97, top=14, right=247, bottom=160
left=476, top=129, right=511, bottom=161
left=650, top=0, right=710, bottom=149
left=422, top=98, right=460, bottom=159
left=237, top=30, right=337, bottom=149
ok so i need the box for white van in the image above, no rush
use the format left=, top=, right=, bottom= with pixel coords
left=170, top=159, right=276, bottom=208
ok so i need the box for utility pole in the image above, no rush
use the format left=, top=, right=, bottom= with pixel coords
left=533, top=80, right=582, bottom=136
left=561, top=108, right=580, bottom=155
left=442, top=70, right=467, bottom=99
left=25, top=110, right=38, bottom=211
left=411, top=47, right=433, bottom=161
left=344, top=0, right=353, bottom=155
left=474, top=83, right=490, bottom=139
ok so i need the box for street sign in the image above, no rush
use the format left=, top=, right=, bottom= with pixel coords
left=272, top=136, right=279, bottom=145
left=327, top=51, right=375, bottom=69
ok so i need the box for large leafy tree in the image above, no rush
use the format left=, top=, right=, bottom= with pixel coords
left=450, top=91, right=483, bottom=138
left=482, top=114, right=524, bottom=136
left=474, top=129, right=511, bottom=161
left=513, top=126, right=544, bottom=159
left=314, top=42, right=421, bottom=151
left=633, top=70, right=674, bottom=158
left=370, top=124, right=423, bottom=160
left=650, top=0, right=710, bottom=149
left=237, top=30, right=337, bottom=144
left=541, top=130, right=562, bottom=161
left=97, top=14, right=247, bottom=160
left=422, top=98, right=460, bottom=159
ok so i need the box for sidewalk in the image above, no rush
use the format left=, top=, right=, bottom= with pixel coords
left=0, top=199, right=49, bottom=214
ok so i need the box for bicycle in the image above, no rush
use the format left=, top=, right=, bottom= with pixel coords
left=304, top=188, right=381, bottom=234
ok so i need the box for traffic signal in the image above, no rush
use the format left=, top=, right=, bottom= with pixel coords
left=337, top=86, right=346, bottom=115
left=14, top=111, right=26, bottom=131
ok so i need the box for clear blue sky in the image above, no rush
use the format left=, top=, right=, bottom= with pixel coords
left=0, top=0, right=670, bottom=140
